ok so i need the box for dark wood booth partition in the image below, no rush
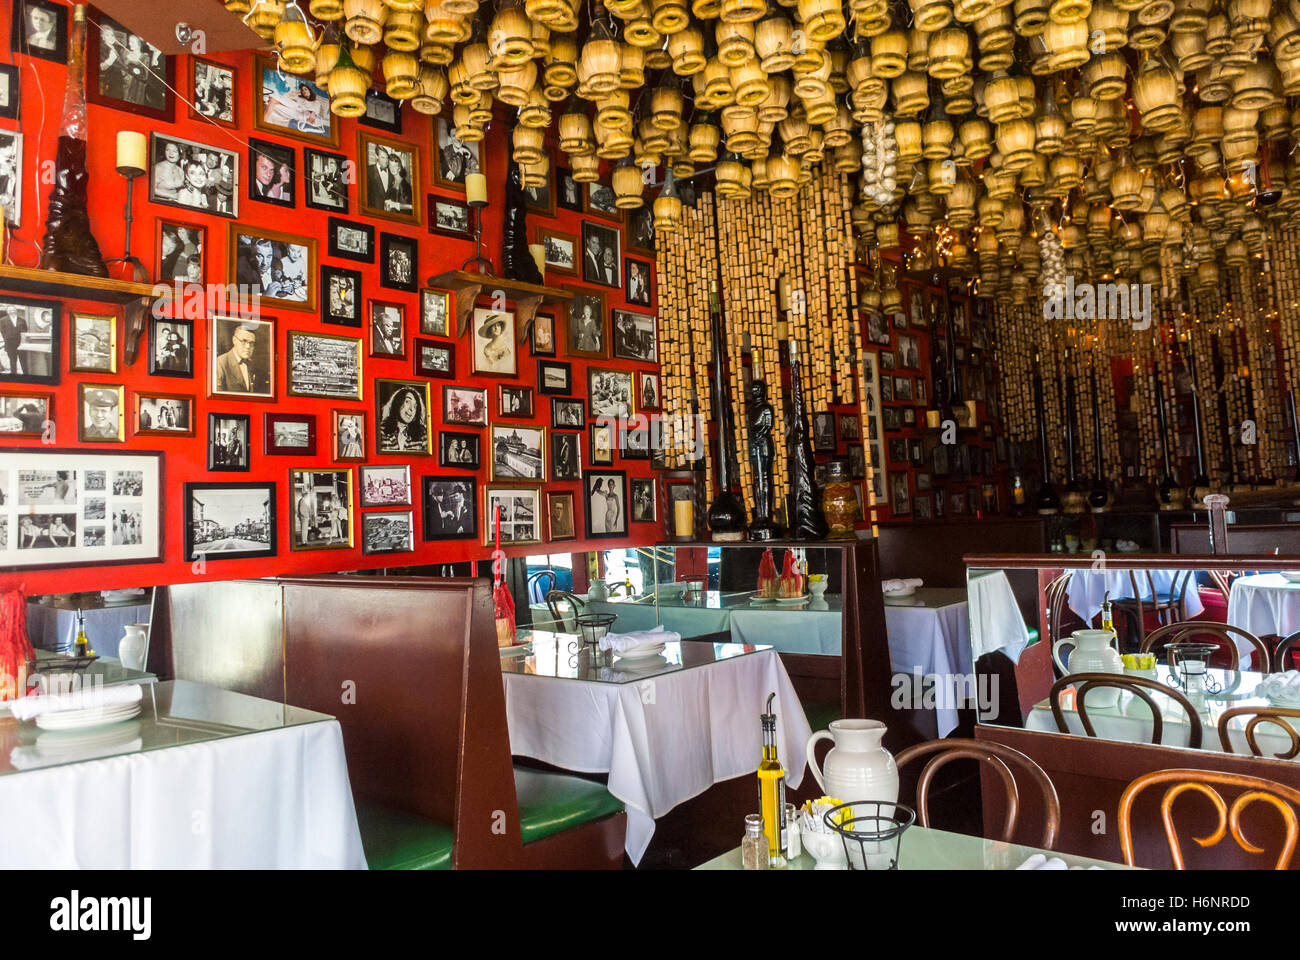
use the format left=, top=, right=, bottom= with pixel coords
left=1171, top=522, right=1300, bottom=556
left=153, top=575, right=626, bottom=868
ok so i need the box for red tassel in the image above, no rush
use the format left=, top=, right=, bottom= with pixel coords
left=492, top=506, right=516, bottom=647
left=0, top=589, right=33, bottom=701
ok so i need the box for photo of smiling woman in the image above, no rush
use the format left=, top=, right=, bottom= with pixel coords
left=375, top=379, right=431, bottom=454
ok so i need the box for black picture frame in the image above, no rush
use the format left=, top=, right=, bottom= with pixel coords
left=537, top=359, right=572, bottom=395
left=359, top=89, right=403, bottom=133
left=0, top=64, right=17, bottom=119
left=303, top=147, right=349, bottom=212
left=498, top=384, right=534, bottom=419
left=11, top=0, right=67, bottom=63
left=414, top=338, right=455, bottom=379
left=624, top=258, right=652, bottom=307
left=247, top=137, right=296, bottom=209
left=379, top=232, right=419, bottom=292
left=438, top=430, right=481, bottom=469
left=589, top=421, right=614, bottom=466
left=557, top=168, right=582, bottom=212
left=207, top=412, right=250, bottom=472
left=584, top=469, right=628, bottom=539
left=183, top=481, right=277, bottom=563
left=327, top=217, right=375, bottom=263
left=549, top=430, right=582, bottom=481
left=422, top=476, right=478, bottom=540
left=580, top=220, right=622, bottom=288
left=428, top=194, right=473, bottom=239
left=86, top=8, right=174, bottom=122
left=0, top=295, right=60, bottom=385
left=147, top=316, right=193, bottom=379
left=551, top=396, right=585, bottom=430
left=361, top=510, right=415, bottom=555
left=321, top=264, right=362, bottom=327
left=812, top=412, right=835, bottom=452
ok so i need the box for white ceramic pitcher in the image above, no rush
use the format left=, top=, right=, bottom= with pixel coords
left=119, top=623, right=149, bottom=671
left=1053, top=629, right=1123, bottom=707
left=805, top=719, right=898, bottom=805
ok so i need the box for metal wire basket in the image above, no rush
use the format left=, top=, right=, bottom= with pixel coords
left=570, top=612, right=617, bottom=661
left=823, top=801, right=916, bottom=870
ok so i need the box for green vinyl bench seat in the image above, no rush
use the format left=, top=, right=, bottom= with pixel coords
left=356, top=803, right=453, bottom=871
left=514, top=767, right=625, bottom=846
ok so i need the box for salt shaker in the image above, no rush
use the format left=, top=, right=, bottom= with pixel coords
left=741, top=814, right=768, bottom=870
left=784, top=802, right=802, bottom=859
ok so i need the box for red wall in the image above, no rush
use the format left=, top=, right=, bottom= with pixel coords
left=1, top=14, right=659, bottom=596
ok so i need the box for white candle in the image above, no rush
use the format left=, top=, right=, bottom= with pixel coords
left=673, top=499, right=693, bottom=537
left=116, top=131, right=147, bottom=175
left=465, top=173, right=488, bottom=205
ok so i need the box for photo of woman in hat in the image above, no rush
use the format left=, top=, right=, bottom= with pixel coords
left=471, top=308, right=516, bottom=376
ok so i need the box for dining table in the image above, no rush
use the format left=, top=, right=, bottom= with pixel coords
left=0, top=679, right=366, bottom=869
left=1065, top=568, right=1204, bottom=625
left=1024, top=666, right=1300, bottom=756
left=500, top=632, right=812, bottom=865
left=26, top=597, right=152, bottom=658
left=1227, top=573, right=1300, bottom=642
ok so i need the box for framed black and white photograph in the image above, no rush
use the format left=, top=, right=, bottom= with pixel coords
left=547, top=491, right=577, bottom=542
left=379, top=233, right=418, bottom=292
left=133, top=392, right=192, bottom=437
left=630, top=477, right=656, bottom=523
left=638, top=371, right=660, bottom=411
left=327, top=408, right=364, bottom=462
left=523, top=162, right=554, bottom=217
left=362, top=511, right=414, bottom=555
left=414, top=338, right=454, bottom=379
left=489, top=424, right=545, bottom=482
left=423, top=476, right=477, bottom=540
left=584, top=182, right=619, bottom=219
left=581, top=221, right=622, bottom=287
left=625, top=258, right=651, bottom=306
left=77, top=384, right=123, bottom=442
left=11, top=0, right=67, bottom=64
left=286, top=331, right=362, bottom=400
left=420, top=288, right=450, bottom=337
left=290, top=468, right=353, bottom=551
left=557, top=168, right=581, bottom=211
left=536, top=227, right=577, bottom=277
left=264, top=412, right=316, bottom=456
left=87, top=10, right=172, bottom=120
left=550, top=431, right=581, bottom=482
left=0, top=131, right=22, bottom=227
left=889, top=471, right=911, bottom=517
left=438, top=430, right=480, bottom=469
left=588, top=367, right=635, bottom=419
left=360, top=89, right=402, bottom=133
left=209, top=315, right=274, bottom=400
left=471, top=308, right=517, bottom=377
left=625, top=205, right=655, bottom=256
left=189, top=56, right=235, bottom=127
left=880, top=376, right=893, bottom=403
left=909, top=438, right=925, bottom=466
left=70, top=313, right=115, bottom=374
left=612, top=309, right=657, bottom=363
left=621, top=422, right=650, bottom=459
left=208, top=412, right=250, bottom=471
left=328, top=217, right=374, bottom=263
left=883, top=406, right=902, bottom=431
left=0, top=65, right=16, bottom=121
left=589, top=422, right=614, bottom=466
left=887, top=438, right=907, bottom=463
left=360, top=464, right=411, bottom=507
left=183, top=480, right=274, bottom=564
left=894, top=375, right=914, bottom=403
left=898, top=334, right=920, bottom=369
left=913, top=494, right=932, bottom=521
left=567, top=290, right=606, bottom=358
left=155, top=219, right=205, bottom=285
left=359, top=131, right=418, bottom=224
left=429, top=194, right=472, bottom=239
left=838, top=414, right=860, bottom=441
left=551, top=396, right=585, bottom=430
left=229, top=225, right=315, bottom=311
left=433, top=117, right=481, bottom=190
left=584, top=470, right=627, bottom=538
left=0, top=394, right=50, bottom=436
left=147, top=316, right=192, bottom=378
left=483, top=485, right=541, bottom=546
left=537, top=360, right=571, bottom=395
left=370, top=300, right=406, bottom=358
left=812, top=412, right=836, bottom=452
left=321, top=264, right=361, bottom=327
left=253, top=58, right=335, bottom=146
left=0, top=296, right=59, bottom=385
left=443, top=385, right=488, bottom=426
left=248, top=138, right=296, bottom=208
left=304, top=148, right=348, bottom=212
left=850, top=444, right=867, bottom=479
left=498, top=384, right=534, bottom=419
left=866, top=311, right=891, bottom=346
left=375, top=379, right=432, bottom=455
left=148, top=132, right=238, bottom=218
left=530, top=312, right=556, bottom=357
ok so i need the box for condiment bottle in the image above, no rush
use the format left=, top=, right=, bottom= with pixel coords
left=741, top=814, right=768, bottom=870
left=758, top=692, right=787, bottom=867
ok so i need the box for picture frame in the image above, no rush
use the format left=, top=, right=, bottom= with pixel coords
left=360, top=464, right=412, bottom=507
left=428, top=194, right=473, bottom=239
left=304, top=147, right=349, bottom=212
left=321, top=264, right=362, bottom=327
left=369, top=300, right=407, bottom=358
left=286, top=330, right=363, bottom=401
left=0, top=296, right=58, bottom=385
left=888, top=438, right=907, bottom=463
left=530, top=311, right=557, bottom=357
left=438, top=430, right=481, bottom=470
left=209, top=315, right=275, bottom=400
left=522, top=162, right=555, bottom=218
left=813, top=412, right=836, bottom=452
left=536, top=227, right=578, bottom=277
left=252, top=56, right=337, bottom=147
left=0, top=130, right=22, bottom=227
left=638, top=371, right=661, bottom=411
left=882, top=406, right=901, bottom=431
left=624, top=258, right=652, bottom=307
left=0, top=65, right=17, bottom=121
left=289, top=468, right=353, bottom=551
left=588, top=367, right=635, bottom=419
left=70, top=312, right=116, bottom=374
left=78, top=384, right=124, bottom=442
left=189, top=56, right=235, bottom=128
left=414, top=338, right=455, bottom=379
left=420, top=288, right=451, bottom=337
left=443, top=385, right=488, bottom=426
left=589, top=422, right=614, bottom=466
left=11, top=0, right=67, bottom=64
left=86, top=8, right=173, bottom=120
left=358, top=130, right=420, bottom=225
left=621, top=421, right=650, bottom=460
left=470, top=308, right=517, bottom=377
left=580, top=220, right=623, bottom=288
left=483, top=485, right=542, bottom=546
left=147, top=316, right=193, bottom=378
left=630, top=477, right=657, bottom=523
left=566, top=290, right=607, bottom=359
left=913, top=494, right=932, bottom=520
left=183, top=480, right=275, bottom=563
left=889, top=471, right=911, bottom=516
left=331, top=408, right=366, bottom=462
left=155, top=219, right=206, bottom=286
left=537, top=360, right=572, bottom=396
left=359, top=89, right=403, bottom=133
left=0, top=448, right=163, bottom=569
left=624, top=205, right=655, bottom=257
left=611, top=309, right=657, bottom=363
left=903, top=406, right=917, bottom=427
left=228, top=224, right=316, bottom=312
left=374, top=379, right=433, bottom=455
left=549, top=430, right=582, bottom=482
left=432, top=116, right=481, bottom=191
left=133, top=391, right=193, bottom=437
left=557, top=168, right=582, bottom=212
left=0, top=393, right=51, bottom=436
left=546, top=490, right=577, bottom=542
left=584, top=182, right=621, bottom=220
left=894, top=376, right=914, bottom=402
left=584, top=469, right=628, bottom=538
left=247, top=136, right=296, bottom=209
left=327, top=217, right=375, bottom=263
left=838, top=413, right=861, bottom=442
left=551, top=396, right=585, bottom=431
left=379, top=232, right=419, bottom=292
left=207, top=412, right=250, bottom=471
left=423, top=476, right=477, bottom=540
left=498, top=384, right=535, bottom=419
left=489, top=424, right=546, bottom=482
left=361, top=511, right=415, bottom=555
left=264, top=412, right=316, bottom=456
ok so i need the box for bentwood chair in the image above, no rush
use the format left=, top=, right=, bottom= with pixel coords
left=1276, top=631, right=1300, bottom=671
left=527, top=570, right=558, bottom=605
left=1118, top=769, right=1300, bottom=869
left=1141, top=620, right=1270, bottom=672
left=1218, top=707, right=1300, bottom=760
left=895, top=738, right=1061, bottom=849
left=1045, top=573, right=1086, bottom=671
left=1048, top=672, right=1204, bottom=748
left=544, top=590, right=586, bottom=632
left=1111, top=570, right=1195, bottom=650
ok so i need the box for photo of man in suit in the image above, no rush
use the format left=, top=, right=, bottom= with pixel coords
left=214, top=320, right=271, bottom=396
left=0, top=303, right=27, bottom=375
left=581, top=223, right=620, bottom=287
left=366, top=143, right=412, bottom=215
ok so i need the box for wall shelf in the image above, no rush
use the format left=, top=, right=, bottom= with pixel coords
left=427, top=269, right=574, bottom=343
left=0, top=264, right=157, bottom=304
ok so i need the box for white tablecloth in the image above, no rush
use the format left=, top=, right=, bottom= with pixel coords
left=25, top=602, right=151, bottom=657
left=1066, top=569, right=1203, bottom=624
left=588, top=598, right=734, bottom=638
left=966, top=571, right=1032, bottom=664
left=883, top=597, right=972, bottom=739
left=729, top=606, right=842, bottom=654
left=0, top=720, right=366, bottom=869
left=1227, top=573, right=1300, bottom=641
left=502, top=648, right=810, bottom=865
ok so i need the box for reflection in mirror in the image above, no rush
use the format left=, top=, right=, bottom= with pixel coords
left=24, top=588, right=156, bottom=688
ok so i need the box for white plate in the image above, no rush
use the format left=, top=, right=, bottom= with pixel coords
left=775, top=595, right=810, bottom=605
left=36, top=721, right=141, bottom=755
left=35, top=701, right=141, bottom=731
left=883, top=586, right=916, bottom=599
left=1281, top=572, right=1300, bottom=583
left=610, top=654, right=667, bottom=671
left=750, top=593, right=777, bottom=604
left=614, top=641, right=666, bottom=660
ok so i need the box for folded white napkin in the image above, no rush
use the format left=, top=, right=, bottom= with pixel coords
left=598, top=624, right=681, bottom=653
left=1257, top=671, right=1300, bottom=701
left=1016, top=854, right=1069, bottom=870
left=882, top=578, right=923, bottom=594
left=8, top=683, right=142, bottom=723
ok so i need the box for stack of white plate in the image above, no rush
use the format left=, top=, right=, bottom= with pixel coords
left=35, top=699, right=142, bottom=732
left=1280, top=571, right=1300, bottom=583
left=36, top=720, right=141, bottom=758
left=614, top=641, right=666, bottom=660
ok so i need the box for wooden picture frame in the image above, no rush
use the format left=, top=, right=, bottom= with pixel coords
left=482, top=485, right=542, bottom=546
left=443, top=385, right=488, bottom=426
left=77, top=384, right=124, bottom=442
left=497, top=384, right=535, bottom=419
left=546, top=491, right=577, bottom=542
left=304, top=147, right=349, bottom=213
left=489, top=424, right=546, bottom=482
left=580, top=220, right=623, bottom=288
left=374, top=379, right=433, bottom=455
left=420, top=288, right=451, bottom=337
left=251, top=55, right=339, bottom=147
left=432, top=115, right=481, bottom=192
left=183, top=480, right=276, bottom=563
left=227, top=224, right=317, bottom=313
left=188, top=55, right=236, bottom=128
left=589, top=421, right=614, bottom=466
left=566, top=289, right=606, bottom=359
left=247, top=136, right=296, bottom=209
left=359, top=89, right=403, bottom=133
left=264, top=412, right=316, bottom=456
left=357, top=129, right=420, bottom=225
left=584, top=181, right=621, bottom=221
left=155, top=218, right=206, bottom=286
left=147, top=316, right=193, bottom=379
left=207, top=411, right=250, bottom=471
left=414, top=338, right=455, bottom=379
left=369, top=300, right=407, bottom=358
left=550, top=396, right=585, bottom=431
left=209, top=314, right=275, bottom=401
left=624, top=204, right=655, bottom=257
left=132, top=391, right=193, bottom=437
left=535, top=226, right=578, bottom=278
left=428, top=194, right=473, bottom=239
left=331, top=408, right=367, bottom=462
left=470, top=308, right=517, bottom=377
left=0, top=393, right=51, bottom=436
left=523, top=161, right=556, bottom=218
left=530, top=311, right=557, bottom=357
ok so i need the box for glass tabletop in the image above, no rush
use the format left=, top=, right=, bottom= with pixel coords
left=27, top=648, right=157, bottom=689
left=501, top=631, right=775, bottom=684
left=882, top=587, right=969, bottom=610
left=2, top=679, right=335, bottom=776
